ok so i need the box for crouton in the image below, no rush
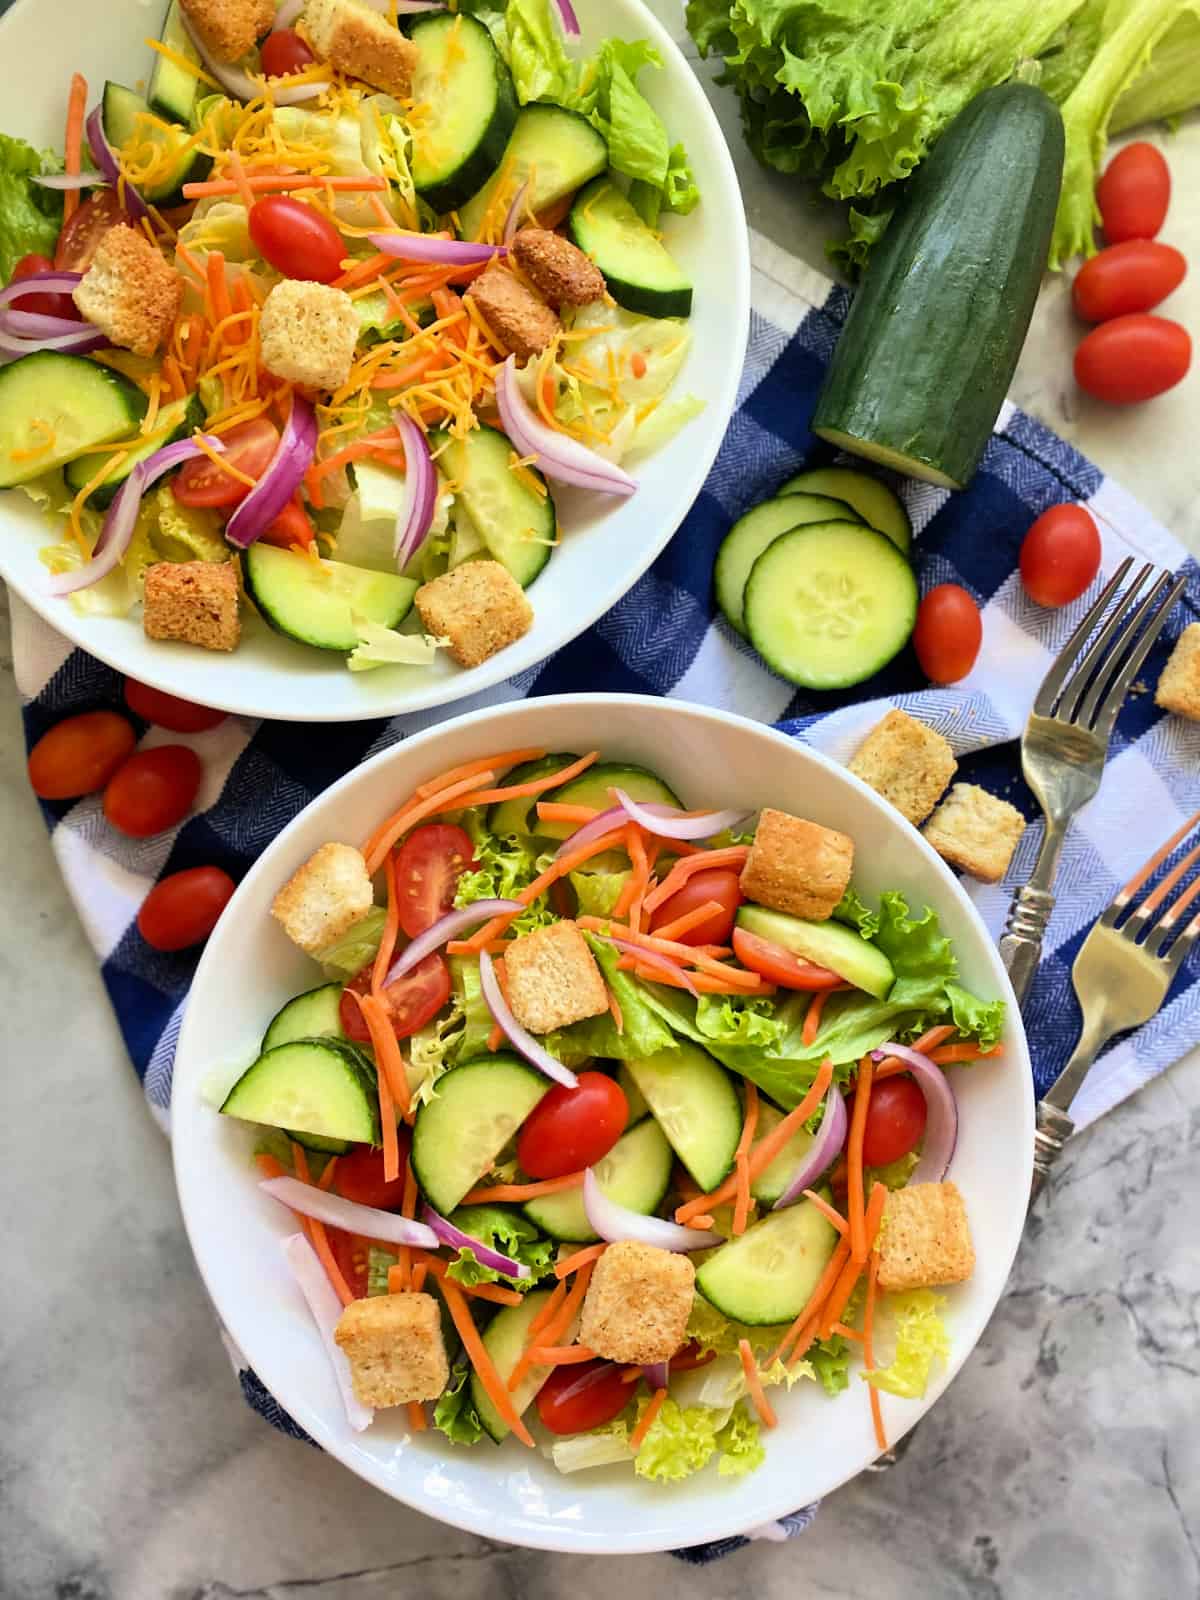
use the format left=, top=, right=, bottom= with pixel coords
left=73, top=227, right=183, bottom=357
left=739, top=808, right=854, bottom=922
left=414, top=560, right=533, bottom=670
left=848, top=709, right=957, bottom=827
left=465, top=262, right=560, bottom=361
left=180, top=0, right=273, bottom=60
left=271, top=841, right=374, bottom=956
left=142, top=560, right=240, bottom=652
left=922, top=783, right=1026, bottom=883
left=579, top=1241, right=695, bottom=1365
left=876, top=1182, right=975, bottom=1293
left=511, top=228, right=606, bottom=308
left=333, top=1292, right=448, bottom=1407
left=302, top=0, right=419, bottom=95
left=1154, top=623, right=1200, bottom=722
left=258, top=279, right=358, bottom=393
left=503, top=919, right=608, bottom=1034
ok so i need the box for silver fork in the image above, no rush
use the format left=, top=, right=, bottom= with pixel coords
left=1031, top=809, right=1200, bottom=1200
left=999, top=558, right=1187, bottom=1003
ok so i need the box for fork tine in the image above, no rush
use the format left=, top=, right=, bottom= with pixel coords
left=1089, top=574, right=1188, bottom=739
left=1158, top=906, right=1200, bottom=981
left=1123, top=832, right=1200, bottom=938
left=1032, top=558, right=1134, bottom=718
left=1146, top=870, right=1200, bottom=961
left=1054, top=563, right=1156, bottom=724
left=1102, top=808, right=1200, bottom=928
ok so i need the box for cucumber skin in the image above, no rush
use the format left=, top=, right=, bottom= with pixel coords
left=64, top=394, right=203, bottom=508
left=812, top=84, right=1065, bottom=491
left=408, top=14, right=518, bottom=215
left=568, top=180, right=693, bottom=320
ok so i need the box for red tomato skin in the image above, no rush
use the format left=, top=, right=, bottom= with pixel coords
left=173, top=416, right=279, bottom=508
left=137, top=865, right=236, bottom=950
left=517, top=1072, right=629, bottom=1179
left=103, top=745, right=202, bottom=837
left=260, top=28, right=314, bottom=77
left=648, top=867, right=743, bottom=946
left=329, top=1228, right=372, bottom=1299
left=731, top=927, right=843, bottom=991
left=394, top=824, right=477, bottom=939
left=536, top=1359, right=633, bottom=1435
left=861, top=1076, right=927, bottom=1168
left=333, top=1137, right=412, bottom=1210
left=1096, top=142, right=1170, bottom=243
left=1074, top=314, right=1191, bottom=404
left=259, top=495, right=316, bottom=549
left=1019, top=505, right=1102, bottom=608
left=1072, top=241, right=1186, bottom=323
left=123, top=678, right=227, bottom=733
left=912, top=584, right=982, bottom=685
left=27, top=710, right=135, bottom=799
left=9, top=252, right=78, bottom=318
left=340, top=953, right=452, bottom=1043
left=248, top=196, right=345, bottom=283
left=54, top=189, right=129, bottom=271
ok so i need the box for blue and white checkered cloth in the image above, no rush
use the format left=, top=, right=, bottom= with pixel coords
left=12, top=232, right=1200, bottom=1558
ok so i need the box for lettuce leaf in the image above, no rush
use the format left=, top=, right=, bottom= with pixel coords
left=570, top=869, right=628, bottom=918
left=434, top=1361, right=487, bottom=1445
left=407, top=987, right=466, bottom=1106
left=346, top=619, right=447, bottom=672
left=865, top=1290, right=951, bottom=1398
left=541, top=935, right=678, bottom=1064
left=443, top=1204, right=555, bottom=1290
left=316, top=906, right=386, bottom=980
left=810, top=1333, right=851, bottom=1396
left=715, top=1403, right=766, bottom=1477
left=449, top=956, right=495, bottom=1061
left=633, top=1394, right=722, bottom=1481
left=0, top=133, right=63, bottom=283
left=686, top=1293, right=790, bottom=1357
left=454, top=829, right=558, bottom=936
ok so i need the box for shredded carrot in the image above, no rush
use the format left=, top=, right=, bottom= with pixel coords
left=255, top=1153, right=287, bottom=1180
left=405, top=1254, right=523, bottom=1305
left=448, top=749, right=601, bottom=811
left=487, top=957, right=509, bottom=1052
left=225, top=149, right=256, bottom=211
left=689, top=1214, right=715, bottom=1229
left=554, top=1243, right=606, bottom=1279
left=831, top=1322, right=865, bottom=1343
left=650, top=899, right=723, bottom=944
left=206, top=250, right=233, bottom=326
left=620, top=1365, right=644, bottom=1383
left=407, top=1401, right=427, bottom=1431
left=308, top=432, right=406, bottom=483
left=392, top=1158, right=419, bottom=1290
left=440, top=1278, right=534, bottom=1446
left=614, top=825, right=651, bottom=925
left=620, top=959, right=773, bottom=997
left=773, top=1237, right=852, bottom=1366
left=363, top=770, right=496, bottom=874
left=413, top=748, right=546, bottom=798
left=930, top=1043, right=1003, bottom=1064
left=631, top=1388, right=668, bottom=1451
left=460, top=1171, right=584, bottom=1205
left=527, top=1344, right=598, bottom=1365
left=802, top=985, right=849, bottom=1046
left=864, top=1252, right=886, bottom=1451
left=818, top=1187, right=885, bottom=1340
left=371, top=850, right=402, bottom=997
left=509, top=1265, right=594, bottom=1391
left=332, top=251, right=393, bottom=291
left=580, top=919, right=764, bottom=988
left=606, top=984, right=624, bottom=1033
left=318, top=1156, right=339, bottom=1191
left=371, top=350, right=446, bottom=390
left=846, top=1057, right=874, bottom=1263
left=63, top=73, right=87, bottom=223
left=535, top=801, right=599, bottom=825
left=183, top=174, right=390, bottom=199
left=801, top=1189, right=849, bottom=1235
left=738, top=1339, right=777, bottom=1428
left=342, top=989, right=404, bottom=1182
left=289, top=1142, right=355, bottom=1306
left=410, top=1261, right=428, bottom=1294
left=873, top=1025, right=961, bottom=1079
left=732, top=1082, right=759, bottom=1236
left=642, top=848, right=750, bottom=915
left=456, top=830, right=628, bottom=951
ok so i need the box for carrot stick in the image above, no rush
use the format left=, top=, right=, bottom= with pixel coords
left=440, top=1278, right=535, bottom=1446
left=183, top=174, right=389, bottom=198
left=413, top=748, right=546, bottom=797
left=930, top=1043, right=1003, bottom=1064
left=410, top=1261, right=428, bottom=1294
left=738, top=1339, right=777, bottom=1428
left=63, top=72, right=87, bottom=223
left=831, top=1323, right=865, bottom=1343
left=403, top=1255, right=523, bottom=1306
left=606, top=984, right=624, bottom=1033
left=802, top=1189, right=849, bottom=1236
left=802, top=985, right=845, bottom=1047
left=332, top=250, right=393, bottom=291
left=459, top=1171, right=584, bottom=1205
left=641, top=848, right=750, bottom=916
left=343, top=990, right=403, bottom=1180
left=526, top=1345, right=598, bottom=1365
left=613, top=825, right=650, bottom=920
left=846, top=1057, right=874, bottom=1262
left=393, top=1157, right=419, bottom=1291
left=447, top=750, right=602, bottom=811
left=554, top=1243, right=606, bottom=1279
left=631, top=1388, right=668, bottom=1452
left=621, top=960, right=775, bottom=997
left=509, top=1265, right=592, bottom=1391
left=732, top=1082, right=759, bottom=1237
left=487, top=957, right=509, bottom=1052
left=289, top=1142, right=355, bottom=1306
left=206, top=251, right=233, bottom=326
left=817, top=1186, right=885, bottom=1340
left=650, top=900, right=724, bottom=944
left=318, top=1156, right=339, bottom=1191
left=864, top=1252, right=887, bottom=1452
left=408, top=1401, right=427, bottom=1431
left=371, top=850, right=402, bottom=997
left=363, top=770, right=495, bottom=874
left=578, top=920, right=765, bottom=987
left=771, top=1235, right=852, bottom=1366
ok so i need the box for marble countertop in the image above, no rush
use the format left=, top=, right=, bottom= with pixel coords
left=3, top=7, right=1199, bottom=1597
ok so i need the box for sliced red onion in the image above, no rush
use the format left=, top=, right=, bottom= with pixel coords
left=502, top=180, right=530, bottom=246
left=272, top=0, right=305, bottom=27
left=281, top=1232, right=373, bottom=1431
left=643, top=1360, right=669, bottom=1389
left=225, top=393, right=317, bottom=548
left=550, top=801, right=700, bottom=861
left=613, top=789, right=751, bottom=842
left=86, top=106, right=149, bottom=221
left=2, top=308, right=86, bottom=339
left=479, top=948, right=578, bottom=1089
left=553, top=0, right=581, bottom=37
left=262, top=1175, right=439, bottom=1248
left=772, top=1083, right=849, bottom=1210
left=392, top=412, right=437, bottom=570
left=583, top=1169, right=712, bottom=1251
left=605, top=936, right=699, bottom=999
left=32, top=171, right=98, bottom=190
left=368, top=231, right=506, bottom=267
left=421, top=1205, right=531, bottom=1278
left=496, top=356, right=637, bottom=497
left=870, top=1043, right=959, bottom=1182
left=384, top=898, right=522, bottom=984
left=181, top=11, right=329, bottom=103
left=0, top=270, right=82, bottom=307
left=46, top=435, right=223, bottom=596
left=0, top=319, right=106, bottom=359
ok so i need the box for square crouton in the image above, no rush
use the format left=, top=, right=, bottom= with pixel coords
left=503, top=920, right=608, bottom=1035
left=1155, top=624, right=1200, bottom=721
left=73, top=227, right=183, bottom=357
left=259, top=280, right=359, bottom=393
left=414, top=560, right=533, bottom=670
left=922, top=783, right=1027, bottom=883
left=848, top=709, right=957, bottom=827
left=876, top=1182, right=975, bottom=1293
left=739, top=807, right=854, bottom=922
left=580, top=1241, right=695, bottom=1365
left=143, top=560, right=240, bottom=652
left=465, top=263, right=560, bottom=361
left=271, top=841, right=374, bottom=956
left=303, top=0, right=420, bottom=95
left=334, top=1292, right=448, bottom=1407
left=180, top=0, right=273, bottom=60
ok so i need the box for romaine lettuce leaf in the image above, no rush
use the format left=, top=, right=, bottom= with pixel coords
left=433, top=1361, right=486, bottom=1445
left=346, top=619, right=447, bottom=672
left=541, top=935, right=678, bottom=1064
left=443, top=1204, right=554, bottom=1290
left=0, top=133, right=63, bottom=283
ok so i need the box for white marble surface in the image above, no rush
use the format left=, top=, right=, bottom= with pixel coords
left=3, top=8, right=1200, bottom=1597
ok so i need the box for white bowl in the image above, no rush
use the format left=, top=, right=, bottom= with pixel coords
left=0, top=0, right=748, bottom=722
left=172, top=694, right=1033, bottom=1553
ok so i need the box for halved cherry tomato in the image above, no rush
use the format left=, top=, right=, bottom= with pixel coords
left=333, top=1137, right=412, bottom=1210
left=173, top=416, right=280, bottom=508
left=103, top=745, right=202, bottom=837
left=54, top=188, right=129, bottom=272
left=1074, top=314, right=1191, bottom=404
left=260, top=27, right=315, bottom=77
left=123, top=677, right=228, bottom=733
left=861, top=1075, right=927, bottom=1168
left=28, top=710, right=135, bottom=799
left=1097, top=142, right=1170, bottom=244
left=912, top=583, right=982, bottom=685
left=137, top=865, right=236, bottom=950
left=1072, top=240, right=1187, bottom=323
left=731, top=926, right=843, bottom=991
left=329, top=1228, right=372, bottom=1299
left=248, top=196, right=345, bottom=284
left=517, top=1071, right=628, bottom=1179
left=340, top=953, right=452, bottom=1043
left=395, top=824, right=476, bottom=938
left=648, top=867, right=742, bottom=946
left=1019, top=504, right=1102, bottom=607
left=535, top=1359, right=632, bottom=1435
left=8, top=252, right=77, bottom=319
left=259, top=494, right=316, bottom=549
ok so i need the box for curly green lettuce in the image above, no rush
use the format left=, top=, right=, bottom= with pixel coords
left=443, top=1205, right=555, bottom=1291
left=434, top=1361, right=487, bottom=1445
left=454, top=827, right=558, bottom=936
left=865, top=1290, right=951, bottom=1398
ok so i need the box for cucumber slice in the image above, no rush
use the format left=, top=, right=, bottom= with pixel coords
left=220, top=1039, right=381, bottom=1144
left=750, top=1100, right=816, bottom=1206
left=537, top=761, right=682, bottom=841
left=737, top=905, right=895, bottom=999
left=616, top=1063, right=650, bottom=1124
left=626, top=1042, right=742, bottom=1193
left=102, top=82, right=211, bottom=205
left=743, top=521, right=918, bottom=691
left=242, top=545, right=417, bottom=652
left=432, top=424, right=554, bottom=587
left=696, top=1195, right=838, bottom=1324
left=411, top=1055, right=551, bottom=1215
left=458, top=105, right=608, bottom=242
left=261, top=983, right=345, bottom=1053
left=569, top=179, right=693, bottom=319
left=0, top=352, right=147, bottom=489
left=780, top=467, right=912, bottom=554
left=148, top=0, right=201, bottom=125
left=408, top=13, right=518, bottom=214
left=714, top=492, right=863, bottom=638
left=289, top=1130, right=354, bottom=1155
left=63, top=393, right=203, bottom=508
left=487, top=752, right=578, bottom=837
left=524, top=1116, right=673, bottom=1241
left=470, top=1288, right=566, bottom=1442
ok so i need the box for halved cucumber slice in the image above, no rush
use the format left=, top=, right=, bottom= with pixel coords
left=696, top=1194, right=838, bottom=1325
left=626, top=1042, right=742, bottom=1193
left=411, top=1055, right=551, bottom=1215
left=750, top=1100, right=816, bottom=1206
left=487, top=752, right=578, bottom=837
left=569, top=178, right=693, bottom=319
left=289, top=1130, right=354, bottom=1155
left=220, top=1039, right=380, bottom=1144
left=780, top=467, right=912, bottom=554
left=458, top=105, right=608, bottom=242
left=261, top=983, right=345, bottom=1053
left=536, top=761, right=682, bottom=841
left=523, top=1116, right=673, bottom=1241
left=743, top=521, right=918, bottom=691
left=432, top=424, right=554, bottom=587
left=242, top=546, right=417, bottom=652
left=64, top=393, right=203, bottom=508
left=0, top=352, right=146, bottom=489
left=102, top=82, right=211, bottom=205
left=408, top=13, right=518, bottom=214
left=714, top=492, right=863, bottom=638
left=617, top=1063, right=650, bottom=1124
left=471, top=1288, right=568, bottom=1442
left=148, top=0, right=202, bottom=125
left=737, top=905, right=895, bottom=999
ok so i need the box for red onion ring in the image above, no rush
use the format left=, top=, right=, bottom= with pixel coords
left=392, top=412, right=437, bottom=570
left=582, top=1169, right=713, bottom=1251
left=86, top=106, right=149, bottom=221
left=181, top=11, right=329, bottom=103
left=262, top=1175, right=439, bottom=1247
left=603, top=936, right=699, bottom=999
left=551, top=801, right=696, bottom=861
left=869, top=1043, right=959, bottom=1182
left=772, top=1083, right=848, bottom=1210
left=553, top=0, right=581, bottom=37
left=225, top=394, right=317, bottom=549
left=2, top=308, right=87, bottom=339
left=613, top=788, right=751, bottom=842
left=643, top=1360, right=669, bottom=1388
left=368, top=231, right=506, bottom=267
left=502, top=180, right=530, bottom=246
left=495, top=356, right=638, bottom=497
left=479, top=949, right=578, bottom=1089
left=0, top=271, right=82, bottom=306
left=0, top=319, right=106, bottom=359
left=281, top=1233, right=373, bottom=1431
left=421, top=1205, right=531, bottom=1277
left=383, top=899, right=522, bottom=985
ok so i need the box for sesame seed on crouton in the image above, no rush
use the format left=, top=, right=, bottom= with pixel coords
left=847, top=709, right=957, bottom=827
left=271, top=841, right=374, bottom=957
left=414, top=560, right=533, bottom=670
left=511, top=229, right=606, bottom=308
left=1155, top=623, right=1200, bottom=722
left=334, top=1292, right=448, bottom=1407
left=73, top=227, right=183, bottom=357
left=922, top=783, right=1026, bottom=883
left=259, top=279, right=359, bottom=393
left=580, top=1241, right=695, bottom=1365
left=180, top=0, right=273, bottom=60
left=739, top=808, right=854, bottom=922
left=876, top=1182, right=975, bottom=1293
left=503, top=920, right=608, bottom=1035
left=465, top=262, right=560, bottom=361
left=142, top=560, right=240, bottom=652
left=302, top=0, right=420, bottom=96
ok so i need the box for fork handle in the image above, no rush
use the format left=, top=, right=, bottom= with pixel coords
left=1030, top=1100, right=1075, bottom=1204
left=999, top=884, right=1056, bottom=1005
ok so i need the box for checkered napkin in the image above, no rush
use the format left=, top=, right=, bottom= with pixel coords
left=12, top=231, right=1200, bottom=1557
